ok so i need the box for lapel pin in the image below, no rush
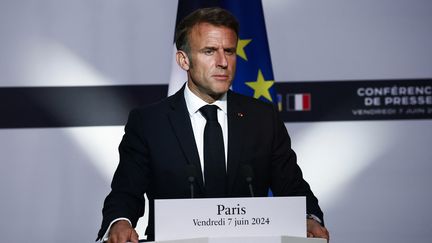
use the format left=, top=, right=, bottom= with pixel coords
left=237, top=112, right=244, bottom=117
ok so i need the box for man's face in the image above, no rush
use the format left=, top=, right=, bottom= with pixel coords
left=185, top=23, right=237, bottom=103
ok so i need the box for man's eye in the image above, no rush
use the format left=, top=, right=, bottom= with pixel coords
left=203, top=49, right=214, bottom=55
left=225, top=50, right=235, bottom=55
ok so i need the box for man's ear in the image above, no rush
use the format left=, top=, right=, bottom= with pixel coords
left=176, top=50, right=190, bottom=71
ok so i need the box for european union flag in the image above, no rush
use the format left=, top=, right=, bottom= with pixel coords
left=221, top=0, right=278, bottom=105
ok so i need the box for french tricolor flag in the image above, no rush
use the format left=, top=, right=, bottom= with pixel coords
left=287, top=93, right=311, bottom=111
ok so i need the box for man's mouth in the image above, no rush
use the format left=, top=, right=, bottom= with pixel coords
left=212, top=74, right=229, bottom=81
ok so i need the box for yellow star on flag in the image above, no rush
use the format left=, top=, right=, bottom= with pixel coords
left=245, top=69, right=275, bottom=102
left=236, top=39, right=252, bottom=61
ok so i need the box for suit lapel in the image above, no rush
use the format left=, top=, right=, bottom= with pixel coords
left=167, top=87, right=205, bottom=192
left=226, top=91, right=246, bottom=194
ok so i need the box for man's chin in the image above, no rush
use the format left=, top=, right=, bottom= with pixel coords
left=207, top=89, right=228, bottom=100
left=211, top=88, right=230, bottom=96
left=212, top=83, right=231, bottom=92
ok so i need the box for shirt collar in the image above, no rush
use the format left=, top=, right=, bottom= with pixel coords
left=184, top=83, right=227, bottom=116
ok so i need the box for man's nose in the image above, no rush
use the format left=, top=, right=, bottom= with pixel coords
left=215, top=50, right=228, bottom=69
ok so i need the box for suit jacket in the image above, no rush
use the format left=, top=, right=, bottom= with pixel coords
left=98, top=87, right=323, bottom=240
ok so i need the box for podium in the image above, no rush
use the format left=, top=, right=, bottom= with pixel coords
left=147, top=235, right=326, bottom=243
left=153, top=197, right=325, bottom=243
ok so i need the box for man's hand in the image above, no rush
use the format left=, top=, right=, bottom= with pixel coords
left=107, top=220, right=139, bottom=243
left=307, top=219, right=329, bottom=242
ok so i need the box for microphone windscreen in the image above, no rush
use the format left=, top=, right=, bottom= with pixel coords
left=241, top=165, right=254, bottom=183
left=186, top=164, right=196, bottom=183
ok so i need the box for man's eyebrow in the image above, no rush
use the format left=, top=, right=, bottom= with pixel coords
left=200, top=46, right=217, bottom=51
left=199, top=46, right=236, bottom=52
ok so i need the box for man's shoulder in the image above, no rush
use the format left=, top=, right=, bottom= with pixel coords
left=130, top=91, right=181, bottom=116
left=124, top=95, right=178, bottom=131
left=132, top=97, right=171, bottom=114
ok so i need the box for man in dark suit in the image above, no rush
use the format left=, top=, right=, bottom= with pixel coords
left=98, top=7, right=329, bottom=243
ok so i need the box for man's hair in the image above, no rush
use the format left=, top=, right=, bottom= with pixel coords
left=175, top=7, right=239, bottom=56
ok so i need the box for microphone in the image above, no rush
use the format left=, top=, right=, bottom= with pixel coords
left=242, top=165, right=255, bottom=197
left=186, top=164, right=196, bottom=198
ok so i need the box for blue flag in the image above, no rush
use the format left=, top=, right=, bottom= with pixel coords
left=221, top=0, right=278, bottom=105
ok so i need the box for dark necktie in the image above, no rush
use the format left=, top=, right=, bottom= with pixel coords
left=199, top=105, right=227, bottom=197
